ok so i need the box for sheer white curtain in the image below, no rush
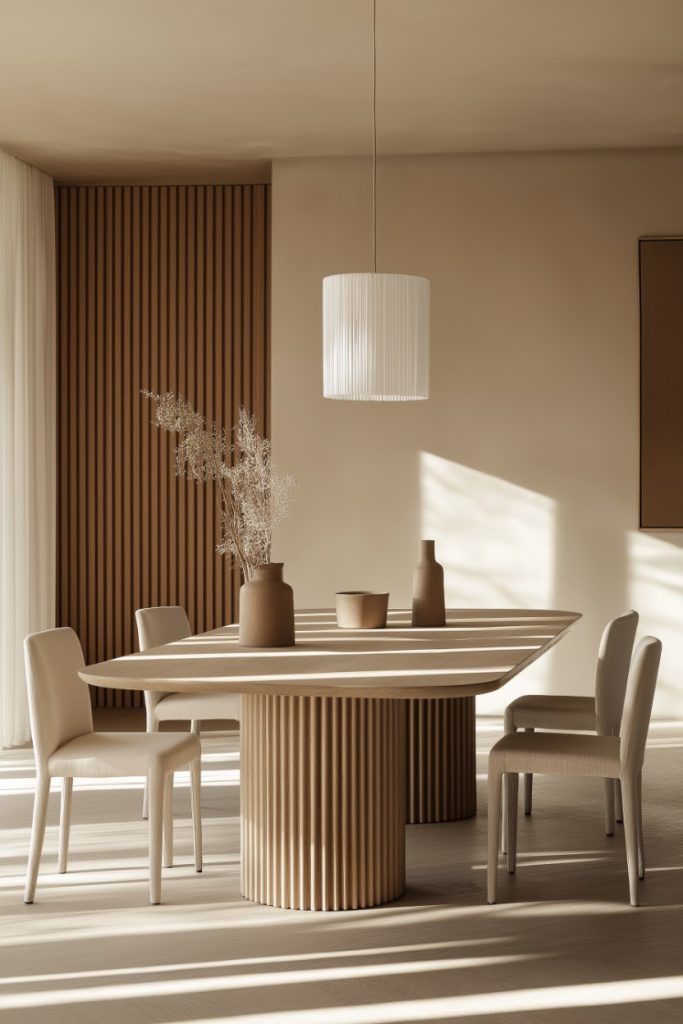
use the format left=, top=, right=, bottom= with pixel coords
left=0, top=149, right=55, bottom=747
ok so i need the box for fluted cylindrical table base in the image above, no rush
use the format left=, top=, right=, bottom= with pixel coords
left=241, top=694, right=406, bottom=911
left=407, top=696, right=476, bottom=823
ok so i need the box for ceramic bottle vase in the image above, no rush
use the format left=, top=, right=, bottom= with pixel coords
left=239, top=562, right=295, bottom=647
left=411, top=540, right=446, bottom=627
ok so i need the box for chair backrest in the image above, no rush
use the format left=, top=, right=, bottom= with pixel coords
left=595, top=610, right=639, bottom=735
left=135, top=606, right=192, bottom=651
left=135, top=606, right=191, bottom=715
left=619, top=636, right=661, bottom=777
left=24, top=628, right=93, bottom=770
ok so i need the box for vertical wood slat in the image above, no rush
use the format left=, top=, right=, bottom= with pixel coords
left=55, top=185, right=270, bottom=707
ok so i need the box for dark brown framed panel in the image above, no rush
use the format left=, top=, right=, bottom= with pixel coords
left=640, top=237, right=683, bottom=529
left=55, top=185, right=270, bottom=707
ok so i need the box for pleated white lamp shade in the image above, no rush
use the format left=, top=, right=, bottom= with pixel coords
left=323, top=273, right=429, bottom=401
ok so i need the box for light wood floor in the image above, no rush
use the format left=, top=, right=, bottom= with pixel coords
left=1, top=712, right=682, bottom=1024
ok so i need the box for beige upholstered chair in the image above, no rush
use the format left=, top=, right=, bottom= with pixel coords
left=503, top=610, right=638, bottom=844
left=488, top=636, right=661, bottom=907
left=136, top=606, right=241, bottom=819
left=23, top=627, right=202, bottom=905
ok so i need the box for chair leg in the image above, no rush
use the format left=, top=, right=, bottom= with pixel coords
left=24, top=774, right=50, bottom=904
left=142, top=714, right=159, bottom=820
left=523, top=729, right=534, bottom=815
left=636, top=771, right=645, bottom=880
left=621, top=774, right=641, bottom=907
left=506, top=773, right=519, bottom=874
left=487, top=767, right=503, bottom=904
left=501, top=713, right=516, bottom=855
left=148, top=770, right=164, bottom=905
left=501, top=782, right=507, bottom=856
left=615, top=779, right=623, bottom=824
left=190, top=758, right=203, bottom=873
left=191, top=720, right=201, bottom=736
left=163, top=773, right=174, bottom=869
left=58, top=777, right=73, bottom=874
left=604, top=777, right=615, bottom=836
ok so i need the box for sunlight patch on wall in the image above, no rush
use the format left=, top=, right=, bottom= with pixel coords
left=628, top=530, right=683, bottom=717
left=420, top=453, right=556, bottom=710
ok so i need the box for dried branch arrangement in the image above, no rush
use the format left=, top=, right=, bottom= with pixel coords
left=144, top=391, right=295, bottom=581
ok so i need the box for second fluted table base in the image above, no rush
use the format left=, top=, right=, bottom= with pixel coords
left=406, top=696, right=476, bottom=823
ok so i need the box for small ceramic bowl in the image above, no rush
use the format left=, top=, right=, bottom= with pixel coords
left=335, top=591, right=389, bottom=629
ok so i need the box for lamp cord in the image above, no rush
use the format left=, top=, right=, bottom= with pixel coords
left=372, top=0, right=377, bottom=273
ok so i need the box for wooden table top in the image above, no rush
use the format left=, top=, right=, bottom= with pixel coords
left=79, top=608, right=580, bottom=700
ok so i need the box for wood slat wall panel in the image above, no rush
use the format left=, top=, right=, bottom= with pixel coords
left=55, top=184, right=270, bottom=707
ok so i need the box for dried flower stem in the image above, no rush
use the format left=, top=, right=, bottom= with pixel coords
left=143, top=391, right=295, bottom=581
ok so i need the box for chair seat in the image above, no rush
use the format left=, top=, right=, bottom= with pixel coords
left=154, top=691, right=241, bottom=723
left=507, top=694, right=596, bottom=731
left=490, top=730, right=620, bottom=779
left=48, top=731, right=200, bottom=777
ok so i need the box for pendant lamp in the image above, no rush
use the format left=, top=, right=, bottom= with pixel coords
left=323, top=0, right=429, bottom=401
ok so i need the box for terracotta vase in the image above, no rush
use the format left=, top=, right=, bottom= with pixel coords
left=411, top=540, right=446, bottom=627
left=239, top=563, right=295, bottom=648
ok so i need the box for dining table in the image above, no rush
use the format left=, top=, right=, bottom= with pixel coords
left=80, top=607, right=580, bottom=911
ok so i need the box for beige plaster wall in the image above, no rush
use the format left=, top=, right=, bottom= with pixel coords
left=271, top=150, right=683, bottom=715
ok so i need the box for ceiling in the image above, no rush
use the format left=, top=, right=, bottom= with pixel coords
left=1, top=0, right=682, bottom=183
